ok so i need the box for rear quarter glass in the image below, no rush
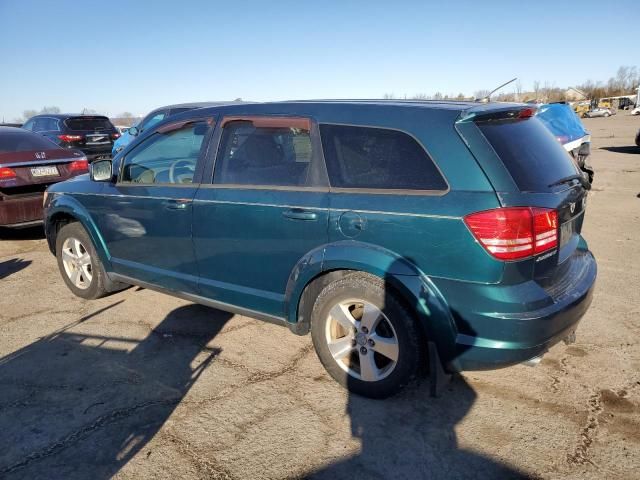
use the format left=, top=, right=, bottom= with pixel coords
left=477, top=117, right=578, bottom=192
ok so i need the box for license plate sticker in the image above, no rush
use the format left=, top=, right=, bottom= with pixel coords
left=559, top=220, right=574, bottom=248
left=30, top=165, right=59, bottom=177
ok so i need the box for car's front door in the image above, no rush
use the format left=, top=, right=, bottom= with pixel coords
left=89, top=117, right=215, bottom=293
left=192, top=115, right=329, bottom=318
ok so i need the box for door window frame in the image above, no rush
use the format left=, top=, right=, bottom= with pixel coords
left=203, top=115, right=329, bottom=191
left=116, top=115, right=217, bottom=187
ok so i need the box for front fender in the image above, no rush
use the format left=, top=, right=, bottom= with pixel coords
left=45, top=193, right=112, bottom=271
left=284, top=241, right=459, bottom=367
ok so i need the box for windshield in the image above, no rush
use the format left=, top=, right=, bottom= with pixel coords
left=477, top=117, right=579, bottom=192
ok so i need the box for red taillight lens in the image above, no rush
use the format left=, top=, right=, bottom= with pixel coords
left=464, top=207, right=558, bottom=261
left=58, top=134, right=83, bottom=142
left=69, top=159, right=89, bottom=172
left=111, top=133, right=121, bottom=140
left=0, top=167, right=17, bottom=180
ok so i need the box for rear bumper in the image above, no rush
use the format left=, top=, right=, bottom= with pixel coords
left=434, top=249, right=597, bottom=371
left=0, top=194, right=44, bottom=226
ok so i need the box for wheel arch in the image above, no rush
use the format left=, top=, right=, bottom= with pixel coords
left=46, top=196, right=112, bottom=270
left=284, top=241, right=459, bottom=365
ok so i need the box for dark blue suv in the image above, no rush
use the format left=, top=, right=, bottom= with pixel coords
left=44, top=100, right=596, bottom=398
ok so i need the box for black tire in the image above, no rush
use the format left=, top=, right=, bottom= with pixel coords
left=55, top=222, right=125, bottom=299
left=310, top=272, right=423, bottom=399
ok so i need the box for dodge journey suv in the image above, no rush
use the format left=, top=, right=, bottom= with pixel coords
left=44, top=100, right=597, bottom=398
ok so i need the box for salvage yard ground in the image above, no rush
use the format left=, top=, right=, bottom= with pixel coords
left=0, top=114, right=638, bottom=479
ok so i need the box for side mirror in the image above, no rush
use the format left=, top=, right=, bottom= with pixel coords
left=128, top=126, right=139, bottom=136
left=90, top=159, right=113, bottom=182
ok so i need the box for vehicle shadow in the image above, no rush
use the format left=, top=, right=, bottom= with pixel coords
left=310, top=259, right=528, bottom=479
left=0, top=301, right=232, bottom=479
left=0, top=225, right=46, bottom=241
left=0, top=258, right=31, bottom=279
left=600, top=146, right=640, bottom=155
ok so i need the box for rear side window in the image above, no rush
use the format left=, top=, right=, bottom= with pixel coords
left=0, top=131, right=57, bottom=153
left=319, top=125, right=447, bottom=191
left=65, top=117, right=113, bottom=131
left=214, top=119, right=315, bottom=187
left=477, top=117, right=579, bottom=192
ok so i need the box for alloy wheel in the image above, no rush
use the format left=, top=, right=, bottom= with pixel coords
left=61, top=237, right=93, bottom=290
left=325, top=299, right=399, bottom=382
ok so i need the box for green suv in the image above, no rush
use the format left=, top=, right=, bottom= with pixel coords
left=44, top=100, right=597, bottom=398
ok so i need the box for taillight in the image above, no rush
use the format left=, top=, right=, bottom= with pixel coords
left=111, top=133, right=121, bottom=140
left=58, top=134, right=83, bottom=142
left=464, top=207, right=558, bottom=261
left=0, top=167, right=17, bottom=180
left=69, top=159, right=89, bottom=172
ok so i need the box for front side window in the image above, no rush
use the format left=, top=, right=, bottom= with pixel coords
left=214, top=118, right=314, bottom=187
left=120, top=121, right=209, bottom=184
left=141, top=112, right=166, bottom=131
left=320, top=124, right=447, bottom=191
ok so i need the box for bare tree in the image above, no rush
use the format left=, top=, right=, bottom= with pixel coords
left=473, top=89, right=490, bottom=101
left=411, top=93, right=428, bottom=100
left=40, top=106, right=60, bottom=114
left=532, top=81, right=540, bottom=101
left=383, top=93, right=396, bottom=99
left=514, top=80, right=523, bottom=102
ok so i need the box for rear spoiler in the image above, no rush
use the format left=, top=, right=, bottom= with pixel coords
left=457, top=105, right=538, bottom=123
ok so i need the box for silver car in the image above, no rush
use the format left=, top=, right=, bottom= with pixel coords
left=583, top=107, right=613, bottom=118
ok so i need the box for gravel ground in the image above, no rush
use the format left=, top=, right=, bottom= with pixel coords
left=0, top=113, right=638, bottom=480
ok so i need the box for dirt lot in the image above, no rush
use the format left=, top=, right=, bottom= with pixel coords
left=0, top=114, right=639, bottom=480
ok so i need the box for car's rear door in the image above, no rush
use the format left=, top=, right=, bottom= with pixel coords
left=192, top=115, right=329, bottom=318
left=87, top=115, right=216, bottom=293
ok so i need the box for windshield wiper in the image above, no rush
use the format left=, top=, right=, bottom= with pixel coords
left=548, top=173, right=591, bottom=190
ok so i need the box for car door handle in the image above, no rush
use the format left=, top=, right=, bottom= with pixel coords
left=163, top=199, right=191, bottom=210
left=282, top=208, right=318, bottom=221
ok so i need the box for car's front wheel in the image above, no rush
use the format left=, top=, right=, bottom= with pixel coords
left=56, top=222, right=119, bottom=299
left=310, top=273, right=423, bottom=399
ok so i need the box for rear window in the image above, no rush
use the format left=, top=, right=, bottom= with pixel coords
left=320, top=124, right=447, bottom=191
left=477, top=117, right=579, bottom=192
left=64, top=117, right=114, bottom=131
left=0, top=131, right=57, bottom=153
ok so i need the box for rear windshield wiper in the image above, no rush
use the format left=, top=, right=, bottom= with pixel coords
left=548, top=174, right=591, bottom=190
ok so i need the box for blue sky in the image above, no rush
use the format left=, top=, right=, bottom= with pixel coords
left=0, top=0, right=637, bottom=120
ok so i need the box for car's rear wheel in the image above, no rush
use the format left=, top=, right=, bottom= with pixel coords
left=310, top=273, right=423, bottom=399
left=56, top=222, right=120, bottom=299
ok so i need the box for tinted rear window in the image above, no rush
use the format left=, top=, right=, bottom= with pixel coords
left=64, top=117, right=114, bottom=131
left=0, top=131, right=57, bottom=153
left=320, top=124, right=447, bottom=190
left=477, top=117, right=579, bottom=192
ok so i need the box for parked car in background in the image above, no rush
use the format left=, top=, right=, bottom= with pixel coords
left=583, top=108, right=613, bottom=118
left=112, top=102, right=235, bottom=155
left=0, top=127, right=88, bottom=227
left=115, top=125, right=130, bottom=135
left=22, top=114, right=120, bottom=162
left=537, top=102, right=594, bottom=183
left=44, top=101, right=596, bottom=399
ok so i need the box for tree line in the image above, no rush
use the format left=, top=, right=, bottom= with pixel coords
left=384, top=65, right=640, bottom=103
